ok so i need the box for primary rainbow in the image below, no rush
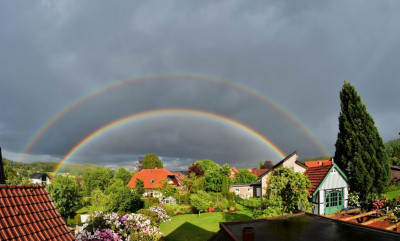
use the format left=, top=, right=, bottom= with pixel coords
left=20, top=73, right=328, bottom=162
left=52, top=108, right=286, bottom=174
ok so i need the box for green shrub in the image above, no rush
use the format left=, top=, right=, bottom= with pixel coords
left=149, top=197, right=160, bottom=206
left=221, top=198, right=229, bottom=210
left=214, top=206, right=221, bottom=212
left=227, top=192, right=235, bottom=201
left=165, top=204, right=180, bottom=216
left=228, top=200, right=236, bottom=209
left=386, top=182, right=400, bottom=192
left=144, top=200, right=150, bottom=209
left=181, top=205, right=193, bottom=214
left=137, top=209, right=160, bottom=226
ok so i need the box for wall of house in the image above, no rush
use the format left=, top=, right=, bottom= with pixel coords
left=30, top=177, right=50, bottom=185
left=281, top=156, right=306, bottom=173
left=260, top=154, right=306, bottom=196
left=230, top=185, right=253, bottom=199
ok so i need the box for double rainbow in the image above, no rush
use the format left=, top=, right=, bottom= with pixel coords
left=52, top=108, right=286, bottom=174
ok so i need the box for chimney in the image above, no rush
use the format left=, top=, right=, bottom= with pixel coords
left=242, top=227, right=254, bottom=241
left=0, top=147, right=6, bottom=184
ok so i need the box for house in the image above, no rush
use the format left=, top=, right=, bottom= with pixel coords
left=250, top=151, right=308, bottom=197
left=127, top=168, right=182, bottom=197
left=247, top=168, right=269, bottom=177
left=29, top=172, right=51, bottom=185
left=230, top=167, right=239, bottom=178
left=304, top=162, right=349, bottom=215
left=229, top=184, right=253, bottom=199
left=390, top=166, right=400, bottom=183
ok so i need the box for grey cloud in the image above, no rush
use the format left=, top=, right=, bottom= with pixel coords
left=1, top=1, right=400, bottom=170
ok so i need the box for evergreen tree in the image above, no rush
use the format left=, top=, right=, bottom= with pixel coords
left=334, top=81, right=390, bottom=202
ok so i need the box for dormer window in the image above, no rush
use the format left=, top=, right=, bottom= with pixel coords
left=150, top=179, right=155, bottom=183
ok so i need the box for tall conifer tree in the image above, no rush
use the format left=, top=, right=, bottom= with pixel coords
left=334, top=81, right=390, bottom=201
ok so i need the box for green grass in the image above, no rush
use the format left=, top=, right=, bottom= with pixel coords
left=159, top=204, right=254, bottom=241
left=383, top=190, right=400, bottom=200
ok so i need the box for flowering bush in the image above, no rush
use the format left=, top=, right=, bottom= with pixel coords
left=75, top=208, right=168, bottom=241
left=348, top=192, right=360, bottom=207
left=149, top=206, right=171, bottom=223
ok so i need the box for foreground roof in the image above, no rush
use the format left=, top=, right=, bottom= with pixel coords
left=127, top=168, right=181, bottom=189
left=210, top=213, right=400, bottom=241
left=0, top=184, right=76, bottom=241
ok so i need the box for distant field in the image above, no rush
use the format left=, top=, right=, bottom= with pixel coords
left=383, top=190, right=400, bottom=200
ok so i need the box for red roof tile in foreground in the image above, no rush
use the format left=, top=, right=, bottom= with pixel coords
left=0, top=184, right=76, bottom=241
left=304, top=165, right=332, bottom=194
left=127, top=168, right=181, bottom=189
left=304, top=160, right=332, bottom=167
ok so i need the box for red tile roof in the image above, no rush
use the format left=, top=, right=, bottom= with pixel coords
left=127, top=169, right=182, bottom=189
left=247, top=168, right=269, bottom=177
left=304, top=160, right=332, bottom=167
left=304, top=165, right=332, bottom=194
left=172, top=172, right=184, bottom=180
left=0, top=184, right=76, bottom=241
left=230, top=167, right=239, bottom=178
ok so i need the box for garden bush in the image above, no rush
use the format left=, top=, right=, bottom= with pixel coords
left=75, top=210, right=168, bottom=241
left=137, top=209, right=160, bottom=226
left=165, top=204, right=180, bottom=216
left=149, top=197, right=160, bottom=206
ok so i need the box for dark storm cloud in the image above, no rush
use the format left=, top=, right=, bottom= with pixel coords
left=1, top=1, right=400, bottom=170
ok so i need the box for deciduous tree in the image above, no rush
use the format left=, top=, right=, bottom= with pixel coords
left=190, top=191, right=210, bottom=217
left=233, top=169, right=257, bottom=184
left=255, top=168, right=310, bottom=217
left=188, top=163, right=205, bottom=177
left=142, top=153, right=163, bottom=169
left=114, top=167, right=132, bottom=186
left=82, top=167, right=113, bottom=195
left=47, top=175, right=81, bottom=220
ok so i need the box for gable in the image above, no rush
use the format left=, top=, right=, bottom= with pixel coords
left=305, top=164, right=348, bottom=196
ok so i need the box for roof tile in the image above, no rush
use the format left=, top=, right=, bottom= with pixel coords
left=304, top=165, right=332, bottom=194
left=0, top=185, right=75, bottom=241
left=127, top=168, right=182, bottom=189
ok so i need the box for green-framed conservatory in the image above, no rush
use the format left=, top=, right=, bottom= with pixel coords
left=304, top=163, right=349, bottom=215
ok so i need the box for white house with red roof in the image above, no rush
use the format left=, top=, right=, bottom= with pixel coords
left=304, top=161, right=349, bottom=215
left=127, top=168, right=182, bottom=197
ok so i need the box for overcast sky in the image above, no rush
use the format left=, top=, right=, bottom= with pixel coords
left=1, top=1, right=399, bottom=170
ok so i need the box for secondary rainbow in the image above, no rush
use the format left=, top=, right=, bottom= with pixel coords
left=21, top=73, right=328, bottom=162
left=52, top=108, right=286, bottom=174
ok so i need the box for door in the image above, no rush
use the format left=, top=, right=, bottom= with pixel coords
left=324, top=190, right=344, bottom=215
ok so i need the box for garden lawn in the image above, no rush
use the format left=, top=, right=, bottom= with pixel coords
left=383, top=190, right=400, bottom=200
left=159, top=205, right=253, bottom=241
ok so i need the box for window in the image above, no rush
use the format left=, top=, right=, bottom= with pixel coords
left=235, top=189, right=240, bottom=194
left=150, top=179, right=155, bottom=183
left=248, top=188, right=252, bottom=192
